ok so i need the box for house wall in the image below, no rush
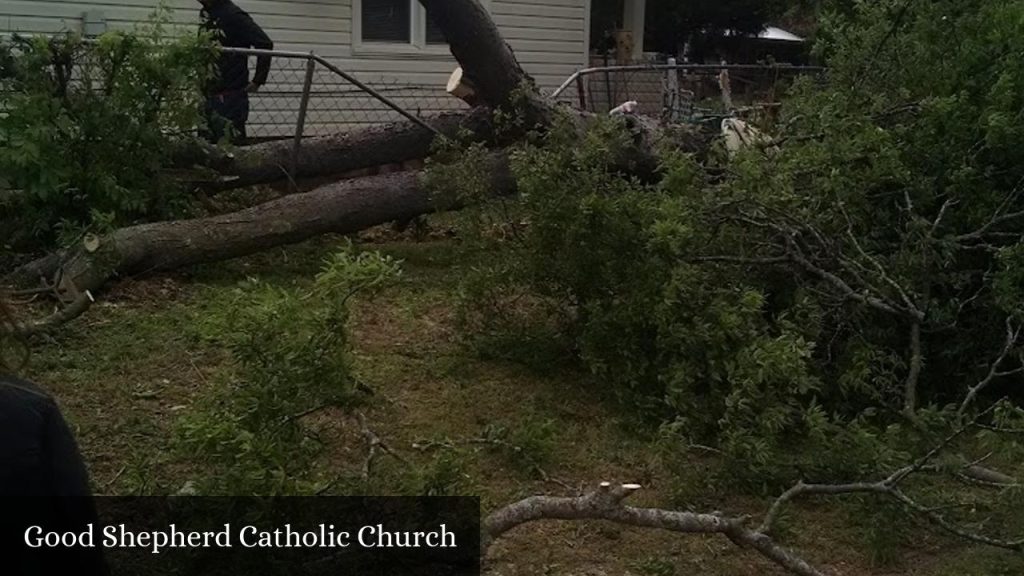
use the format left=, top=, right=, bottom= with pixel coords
left=0, top=0, right=588, bottom=136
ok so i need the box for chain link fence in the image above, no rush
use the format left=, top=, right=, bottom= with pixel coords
left=0, top=38, right=463, bottom=144
left=222, top=47, right=465, bottom=143
left=552, top=62, right=825, bottom=126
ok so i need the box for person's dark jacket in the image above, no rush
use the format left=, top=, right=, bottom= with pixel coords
left=1, top=374, right=107, bottom=575
left=201, top=0, right=274, bottom=94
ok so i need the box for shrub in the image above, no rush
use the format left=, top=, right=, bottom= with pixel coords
left=442, top=0, right=1024, bottom=492
left=175, top=249, right=401, bottom=495
left=0, top=14, right=216, bottom=250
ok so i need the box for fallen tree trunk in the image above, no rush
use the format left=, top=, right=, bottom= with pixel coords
left=175, top=0, right=710, bottom=194
left=193, top=106, right=707, bottom=192
left=7, top=155, right=513, bottom=299
left=182, top=108, right=494, bottom=191
left=177, top=0, right=553, bottom=192
left=4, top=0, right=701, bottom=331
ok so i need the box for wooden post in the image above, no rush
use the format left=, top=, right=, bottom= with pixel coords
left=576, top=73, right=589, bottom=111
left=622, top=0, right=647, bottom=62
left=665, top=57, right=680, bottom=122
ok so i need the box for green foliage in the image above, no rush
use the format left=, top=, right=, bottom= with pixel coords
left=479, top=415, right=558, bottom=475
left=848, top=496, right=913, bottom=568
left=400, top=452, right=472, bottom=497
left=633, top=556, right=676, bottom=576
left=175, top=249, right=401, bottom=495
left=444, top=0, right=1024, bottom=507
left=0, top=11, right=216, bottom=250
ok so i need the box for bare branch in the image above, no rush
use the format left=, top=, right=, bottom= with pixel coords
left=687, top=255, right=790, bottom=265
left=957, top=319, right=1021, bottom=419
left=759, top=479, right=890, bottom=534
left=929, top=198, right=957, bottom=238
left=784, top=237, right=914, bottom=319
left=888, top=487, right=1024, bottom=551
left=893, top=400, right=1004, bottom=486
left=903, top=322, right=923, bottom=415
left=2, top=291, right=94, bottom=337
left=483, top=482, right=829, bottom=576
left=836, top=198, right=921, bottom=316
left=953, top=180, right=1024, bottom=243
left=354, top=412, right=409, bottom=481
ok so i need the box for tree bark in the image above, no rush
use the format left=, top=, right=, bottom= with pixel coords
left=419, top=0, right=532, bottom=110
left=4, top=0, right=704, bottom=329
left=176, top=0, right=543, bottom=192
left=181, top=108, right=494, bottom=190
left=483, top=482, right=828, bottom=576
left=7, top=156, right=513, bottom=296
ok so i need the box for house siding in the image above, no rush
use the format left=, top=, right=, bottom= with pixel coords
left=1, top=0, right=586, bottom=88
left=1, top=0, right=588, bottom=136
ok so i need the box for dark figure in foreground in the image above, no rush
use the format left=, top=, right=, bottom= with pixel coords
left=199, top=0, right=274, bottom=144
left=1, top=300, right=106, bottom=574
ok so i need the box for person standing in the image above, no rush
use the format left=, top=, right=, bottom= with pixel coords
left=199, top=0, right=274, bottom=144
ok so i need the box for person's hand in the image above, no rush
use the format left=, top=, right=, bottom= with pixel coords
left=245, top=82, right=261, bottom=94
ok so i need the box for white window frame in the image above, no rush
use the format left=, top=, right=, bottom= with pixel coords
left=352, top=0, right=491, bottom=57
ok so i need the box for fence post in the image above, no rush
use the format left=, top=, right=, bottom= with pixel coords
left=575, top=73, right=588, bottom=112
left=290, top=53, right=316, bottom=190
left=664, top=57, right=679, bottom=123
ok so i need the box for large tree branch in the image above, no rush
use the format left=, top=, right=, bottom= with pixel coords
left=760, top=401, right=1023, bottom=552
left=483, top=482, right=829, bottom=576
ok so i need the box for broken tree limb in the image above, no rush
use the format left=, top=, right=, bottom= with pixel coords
left=3, top=292, right=93, bottom=338
left=482, top=482, right=828, bottom=576
left=5, top=155, right=513, bottom=306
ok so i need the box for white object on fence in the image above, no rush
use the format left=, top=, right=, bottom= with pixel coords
left=718, top=62, right=734, bottom=112
left=609, top=100, right=639, bottom=116
left=721, top=118, right=777, bottom=157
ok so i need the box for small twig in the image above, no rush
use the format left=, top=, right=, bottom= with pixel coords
left=891, top=399, right=1004, bottom=487
left=187, top=355, right=210, bottom=387
left=976, top=423, right=1024, bottom=435
left=101, top=466, right=127, bottom=491
left=957, top=319, right=1020, bottom=419
left=929, top=198, right=957, bottom=238
left=355, top=412, right=409, bottom=482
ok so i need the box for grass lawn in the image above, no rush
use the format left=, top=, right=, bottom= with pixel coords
left=21, top=222, right=1024, bottom=576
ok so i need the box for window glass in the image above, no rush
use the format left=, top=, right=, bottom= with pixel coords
left=362, top=0, right=411, bottom=43
left=425, top=8, right=446, bottom=45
